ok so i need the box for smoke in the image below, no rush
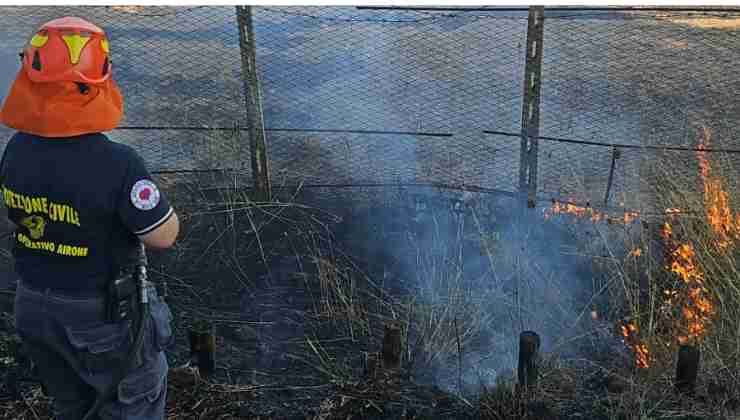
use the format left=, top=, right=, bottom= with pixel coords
left=249, top=8, right=636, bottom=396
left=351, top=189, right=634, bottom=396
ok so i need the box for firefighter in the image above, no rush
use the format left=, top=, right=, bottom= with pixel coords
left=0, top=16, right=179, bottom=420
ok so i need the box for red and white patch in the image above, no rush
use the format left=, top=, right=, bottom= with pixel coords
left=130, top=180, right=160, bottom=211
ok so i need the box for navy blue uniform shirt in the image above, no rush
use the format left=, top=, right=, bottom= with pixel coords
left=0, top=132, right=173, bottom=293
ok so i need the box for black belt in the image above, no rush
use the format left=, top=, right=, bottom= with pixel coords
left=20, top=274, right=141, bottom=325
left=18, top=280, right=107, bottom=300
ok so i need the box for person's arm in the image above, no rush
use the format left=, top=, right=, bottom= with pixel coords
left=139, top=211, right=179, bottom=249
left=116, top=149, right=179, bottom=249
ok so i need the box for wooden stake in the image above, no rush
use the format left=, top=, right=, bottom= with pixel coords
left=188, top=329, right=201, bottom=358
left=188, top=326, right=217, bottom=379
left=364, top=352, right=380, bottom=379
left=382, top=321, right=402, bottom=370
left=198, top=329, right=217, bottom=378
left=676, top=344, right=699, bottom=394
left=518, top=331, right=540, bottom=390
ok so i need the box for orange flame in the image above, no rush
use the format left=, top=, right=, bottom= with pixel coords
left=627, top=217, right=716, bottom=361
left=621, top=322, right=650, bottom=369
left=653, top=127, right=734, bottom=348
left=696, top=127, right=740, bottom=249
left=664, top=222, right=715, bottom=345
left=635, top=343, right=650, bottom=369
left=661, top=222, right=673, bottom=240
left=544, top=200, right=639, bottom=225
left=549, top=126, right=738, bottom=366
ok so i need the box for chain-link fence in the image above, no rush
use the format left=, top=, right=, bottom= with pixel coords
left=536, top=10, right=740, bottom=212
left=253, top=7, right=526, bottom=195
left=1, top=6, right=738, bottom=213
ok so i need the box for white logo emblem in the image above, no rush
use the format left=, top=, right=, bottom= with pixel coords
left=130, top=180, right=160, bottom=211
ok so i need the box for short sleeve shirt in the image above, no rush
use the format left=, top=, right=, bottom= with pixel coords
left=0, top=132, right=173, bottom=293
left=117, top=149, right=174, bottom=235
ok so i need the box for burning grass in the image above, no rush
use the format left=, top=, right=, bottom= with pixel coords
left=528, top=124, right=739, bottom=418
left=627, top=126, right=737, bottom=361
left=606, top=127, right=737, bottom=400
left=542, top=125, right=737, bottom=371
left=543, top=200, right=641, bottom=225
left=696, top=126, right=740, bottom=250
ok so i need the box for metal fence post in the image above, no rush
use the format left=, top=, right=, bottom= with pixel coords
left=604, top=146, right=621, bottom=206
left=518, top=6, right=545, bottom=208
left=237, top=6, right=272, bottom=202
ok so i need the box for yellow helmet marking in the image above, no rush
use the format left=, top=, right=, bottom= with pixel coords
left=30, top=33, right=48, bottom=48
left=62, top=34, right=91, bottom=64
left=101, top=38, right=109, bottom=54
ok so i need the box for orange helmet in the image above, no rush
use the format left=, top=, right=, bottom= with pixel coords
left=21, top=16, right=112, bottom=85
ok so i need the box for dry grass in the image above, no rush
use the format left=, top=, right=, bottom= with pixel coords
left=546, top=125, right=740, bottom=419
left=667, top=17, right=740, bottom=30
left=466, top=123, right=739, bottom=419
left=1, top=124, right=739, bottom=419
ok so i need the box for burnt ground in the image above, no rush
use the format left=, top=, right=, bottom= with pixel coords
left=1, top=178, right=735, bottom=419
left=0, top=181, right=495, bottom=419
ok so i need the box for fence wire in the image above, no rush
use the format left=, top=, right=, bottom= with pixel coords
left=0, top=7, right=738, bottom=213
left=253, top=7, right=527, bottom=192
left=538, top=12, right=740, bottom=211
